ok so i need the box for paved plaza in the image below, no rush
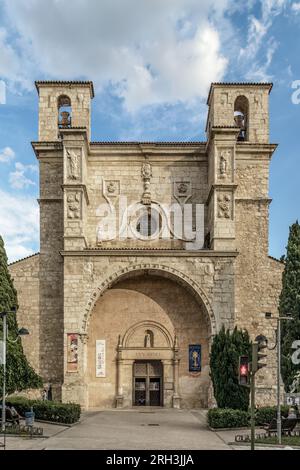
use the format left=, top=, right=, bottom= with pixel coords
left=1, top=408, right=297, bottom=451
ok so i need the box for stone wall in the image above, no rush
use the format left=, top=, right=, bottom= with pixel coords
left=85, top=276, right=210, bottom=408
left=8, top=254, right=40, bottom=373
left=38, top=154, right=64, bottom=398
left=9, top=80, right=284, bottom=409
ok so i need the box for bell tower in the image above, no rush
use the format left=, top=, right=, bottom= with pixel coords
left=35, top=80, right=94, bottom=141
left=205, top=82, right=273, bottom=251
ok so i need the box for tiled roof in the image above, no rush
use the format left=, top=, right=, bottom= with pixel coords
left=90, top=141, right=206, bottom=146
left=8, top=252, right=40, bottom=266
left=268, top=255, right=285, bottom=264
left=35, top=80, right=94, bottom=98
left=207, top=82, right=273, bottom=104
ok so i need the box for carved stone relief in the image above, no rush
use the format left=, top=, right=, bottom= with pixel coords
left=66, top=148, right=81, bottom=180
left=174, top=181, right=192, bottom=204
left=217, top=194, right=231, bottom=219
left=67, top=192, right=81, bottom=219
left=218, top=148, right=232, bottom=180
left=103, top=179, right=120, bottom=203
left=141, top=161, right=152, bottom=205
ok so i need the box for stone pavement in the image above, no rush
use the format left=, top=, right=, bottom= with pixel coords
left=1, top=409, right=230, bottom=450
left=1, top=409, right=298, bottom=451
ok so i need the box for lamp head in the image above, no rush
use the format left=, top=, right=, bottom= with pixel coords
left=18, top=327, right=29, bottom=336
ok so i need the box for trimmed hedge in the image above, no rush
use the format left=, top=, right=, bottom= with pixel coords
left=255, top=406, right=289, bottom=426
left=7, top=397, right=81, bottom=424
left=208, top=408, right=249, bottom=429
left=208, top=405, right=291, bottom=429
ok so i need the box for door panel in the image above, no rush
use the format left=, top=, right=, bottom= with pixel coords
left=135, top=378, right=146, bottom=406
left=133, top=361, right=162, bottom=406
left=149, top=378, right=160, bottom=406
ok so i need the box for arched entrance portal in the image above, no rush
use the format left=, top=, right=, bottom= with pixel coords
left=86, top=269, right=213, bottom=409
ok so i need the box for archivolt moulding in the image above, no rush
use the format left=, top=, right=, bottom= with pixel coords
left=82, top=263, right=216, bottom=335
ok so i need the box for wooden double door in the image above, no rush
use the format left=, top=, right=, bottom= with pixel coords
left=133, top=360, right=163, bottom=406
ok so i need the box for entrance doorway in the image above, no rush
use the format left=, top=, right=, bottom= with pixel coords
left=133, top=361, right=163, bottom=406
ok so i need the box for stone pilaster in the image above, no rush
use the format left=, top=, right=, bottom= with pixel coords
left=207, top=127, right=239, bottom=251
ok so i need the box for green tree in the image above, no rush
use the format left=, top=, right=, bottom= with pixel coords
left=210, top=325, right=251, bottom=411
left=280, top=221, right=300, bottom=391
left=0, top=236, right=42, bottom=396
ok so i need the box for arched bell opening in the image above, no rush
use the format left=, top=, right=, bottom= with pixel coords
left=234, top=95, right=249, bottom=141
left=58, top=94, right=72, bottom=128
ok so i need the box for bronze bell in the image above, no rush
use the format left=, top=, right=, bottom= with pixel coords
left=60, top=111, right=71, bottom=127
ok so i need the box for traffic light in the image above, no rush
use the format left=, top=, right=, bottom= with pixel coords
left=252, top=336, right=268, bottom=373
left=239, top=355, right=249, bottom=386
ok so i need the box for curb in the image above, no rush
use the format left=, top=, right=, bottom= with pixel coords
left=209, top=426, right=250, bottom=431
left=229, top=441, right=300, bottom=449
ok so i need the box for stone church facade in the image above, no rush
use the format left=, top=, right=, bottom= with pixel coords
left=9, top=80, right=283, bottom=409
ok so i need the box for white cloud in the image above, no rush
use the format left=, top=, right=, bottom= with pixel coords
left=0, top=146, right=15, bottom=163
left=239, top=0, right=288, bottom=80
left=0, top=189, right=39, bottom=262
left=9, top=162, right=37, bottom=189
left=291, top=2, right=300, bottom=12
left=2, top=0, right=230, bottom=111
left=0, top=27, right=32, bottom=91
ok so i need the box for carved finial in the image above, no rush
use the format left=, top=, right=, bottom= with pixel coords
left=141, top=161, right=152, bottom=204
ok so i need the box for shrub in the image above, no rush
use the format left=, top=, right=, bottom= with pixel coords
left=255, top=405, right=289, bottom=426
left=0, top=236, right=42, bottom=395
left=7, top=396, right=81, bottom=424
left=208, top=405, right=291, bottom=429
left=208, top=408, right=249, bottom=429
left=210, top=326, right=251, bottom=411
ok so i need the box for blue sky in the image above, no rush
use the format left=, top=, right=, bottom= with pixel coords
left=0, top=0, right=299, bottom=262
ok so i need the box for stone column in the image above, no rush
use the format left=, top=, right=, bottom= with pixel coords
left=172, top=335, right=181, bottom=409
left=116, top=336, right=124, bottom=408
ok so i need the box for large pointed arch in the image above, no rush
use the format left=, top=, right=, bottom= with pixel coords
left=82, top=263, right=216, bottom=335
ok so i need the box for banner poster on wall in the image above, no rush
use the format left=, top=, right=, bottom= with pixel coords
left=96, top=339, right=106, bottom=377
left=67, top=333, right=78, bottom=372
left=189, top=344, right=201, bottom=372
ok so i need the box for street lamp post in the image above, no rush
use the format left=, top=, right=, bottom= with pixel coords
left=1, top=312, right=6, bottom=435
left=265, top=312, right=293, bottom=445
left=0, top=309, right=29, bottom=449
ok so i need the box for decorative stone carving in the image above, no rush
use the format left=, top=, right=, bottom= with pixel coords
left=141, top=162, right=152, bottom=179
left=218, top=148, right=232, bottom=179
left=141, top=161, right=152, bottom=205
left=66, top=149, right=81, bottom=180
left=103, top=180, right=120, bottom=203
left=144, top=330, right=154, bottom=348
left=217, top=194, right=231, bottom=219
left=67, top=192, right=81, bottom=219
left=174, top=181, right=191, bottom=204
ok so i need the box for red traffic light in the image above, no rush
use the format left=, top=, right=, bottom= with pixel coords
left=239, top=355, right=249, bottom=386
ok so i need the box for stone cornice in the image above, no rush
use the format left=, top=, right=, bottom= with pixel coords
left=35, top=80, right=95, bottom=98
left=236, top=142, right=277, bottom=160
left=235, top=197, right=272, bottom=204
left=207, top=82, right=273, bottom=105
left=31, top=141, right=63, bottom=158
left=60, top=249, right=239, bottom=258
